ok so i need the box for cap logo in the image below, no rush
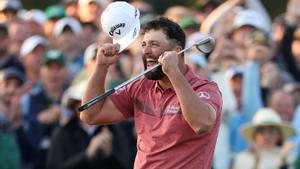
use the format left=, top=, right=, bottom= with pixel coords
left=109, top=23, right=125, bottom=36
left=132, top=27, right=137, bottom=38
left=134, top=8, right=138, bottom=18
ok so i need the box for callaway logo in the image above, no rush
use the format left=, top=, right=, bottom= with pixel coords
left=109, top=23, right=125, bottom=36
left=132, top=27, right=137, bottom=38
left=134, top=9, right=138, bottom=18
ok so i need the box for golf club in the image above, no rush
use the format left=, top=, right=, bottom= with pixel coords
left=78, top=36, right=215, bottom=112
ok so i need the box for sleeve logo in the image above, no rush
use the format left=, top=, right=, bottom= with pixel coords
left=198, top=91, right=210, bottom=99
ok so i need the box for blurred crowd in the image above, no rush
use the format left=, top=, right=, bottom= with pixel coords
left=0, top=0, right=299, bottom=169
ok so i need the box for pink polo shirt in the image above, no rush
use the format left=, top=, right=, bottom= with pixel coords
left=110, top=66, right=222, bottom=169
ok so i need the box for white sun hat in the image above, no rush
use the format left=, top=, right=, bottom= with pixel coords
left=53, top=17, right=82, bottom=36
left=20, top=35, right=48, bottom=57
left=101, top=1, right=140, bottom=53
left=241, top=108, right=294, bottom=143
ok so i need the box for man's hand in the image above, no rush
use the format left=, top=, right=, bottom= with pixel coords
left=158, top=51, right=179, bottom=76
left=96, top=43, right=120, bottom=67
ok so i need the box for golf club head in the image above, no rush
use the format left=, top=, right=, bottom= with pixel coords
left=195, top=37, right=215, bottom=54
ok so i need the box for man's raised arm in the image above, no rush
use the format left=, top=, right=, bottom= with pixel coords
left=80, top=44, right=125, bottom=125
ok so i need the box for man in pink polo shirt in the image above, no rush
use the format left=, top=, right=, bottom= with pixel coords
left=80, top=17, right=222, bottom=169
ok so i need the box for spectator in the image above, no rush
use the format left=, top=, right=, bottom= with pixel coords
left=17, top=50, right=67, bottom=169
left=232, top=108, right=295, bottom=169
left=0, top=0, right=21, bottom=23
left=0, top=23, right=23, bottom=72
left=63, top=0, right=79, bottom=19
left=52, top=17, right=83, bottom=80
left=78, top=0, right=103, bottom=25
left=47, top=81, right=128, bottom=169
left=20, top=35, right=48, bottom=86
left=0, top=68, right=26, bottom=169
left=44, top=4, right=65, bottom=39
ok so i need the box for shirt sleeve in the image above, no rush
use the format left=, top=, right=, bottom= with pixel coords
left=110, top=85, right=134, bottom=118
left=195, top=82, right=222, bottom=114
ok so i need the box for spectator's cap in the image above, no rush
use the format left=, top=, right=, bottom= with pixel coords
left=67, top=80, right=87, bottom=101
left=241, top=108, right=294, bottom=143
left=101, top=1, right=140, bottom=53
left=1, top=68, right=25, bottom=84
left=179, top=16, right=200, bottom=30
left=78, top=0, right=103, bottom=6
left=84, top=43, right=97, bottom=64
left=22, top=9, right=48, bottom=26
left=186, top=52, right=207, bottom=68
left=45, top=4, right=65, bottom=20
left=233, top=9, right=268, bottom=33
left=0, top=0, right=21, bottom=11
left=225, top=66, right=244, bottom=79
left=42, top=50, right=66, bottom=66
left=245, top=30, right=271, bottom=47
left=53, top=17, right=82, bottom=36
left=20, top=35, right=48, bottom=57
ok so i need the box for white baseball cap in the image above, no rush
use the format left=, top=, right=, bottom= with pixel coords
left=233, top=9, right=269, bottom=33
left=101, top=1, right=140, bottom=53
left=22, top=9, right=48, bottom=26
left=0, top=0, right=21, bottom=11
left=53, top=17, right=82, bottom=36
left=84, top=43, right=97, bottom=64
left=20, top=35, right=48, bottom=57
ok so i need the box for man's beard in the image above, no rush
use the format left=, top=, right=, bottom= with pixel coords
left=143, top=55, right=165, bottom=80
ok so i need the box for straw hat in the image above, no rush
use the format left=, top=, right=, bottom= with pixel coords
left=241, top=108, right=294, bottom=142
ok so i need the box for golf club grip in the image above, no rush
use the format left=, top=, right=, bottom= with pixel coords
left=78, top=88, right=116, bottom=112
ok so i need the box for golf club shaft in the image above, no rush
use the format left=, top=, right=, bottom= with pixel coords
left=78, top=38, right=211, bottom=112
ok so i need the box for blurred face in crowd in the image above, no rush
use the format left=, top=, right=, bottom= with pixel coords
left=79, top=24, right=98, bottom=51
left=65, top=1, right=78, bottom=18
left=44, top=18, right=59, bottom=38
left=0, top=9, right=17, bottom=22
left=254, top=126, right=281, bottom=149
left=141, top=29, right=179, bottom=80
left=260, top=62, right=281, bottom=90
left=292, top=30, right=300, bottom=65
left=55, top=29, right=79, bottom=53
left=231, top=26, right=254, bottom=60
left=8, top=19, right=31, bottom=55
left=0, top=77, right=22, bottom=104
left=269, top=91, right=295, bottom=121
left=79, top=1, right=102, bottom=23
left=22, top=45, right=46, bottom=73
left=41, top=61, right=66, bottom=91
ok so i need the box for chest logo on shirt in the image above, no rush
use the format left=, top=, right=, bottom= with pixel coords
left=198, top=91, right=210, bottom=99
left=164, top=105, right=180, bottom=114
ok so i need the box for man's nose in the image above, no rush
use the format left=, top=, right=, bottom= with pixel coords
left=142, top=44, right=152, bottom=54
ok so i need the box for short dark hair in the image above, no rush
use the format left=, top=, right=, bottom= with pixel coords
left=142, top=17, right=186, bottom=49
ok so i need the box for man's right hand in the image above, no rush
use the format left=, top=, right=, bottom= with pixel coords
left=96, top=43, right=120, bottom=67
